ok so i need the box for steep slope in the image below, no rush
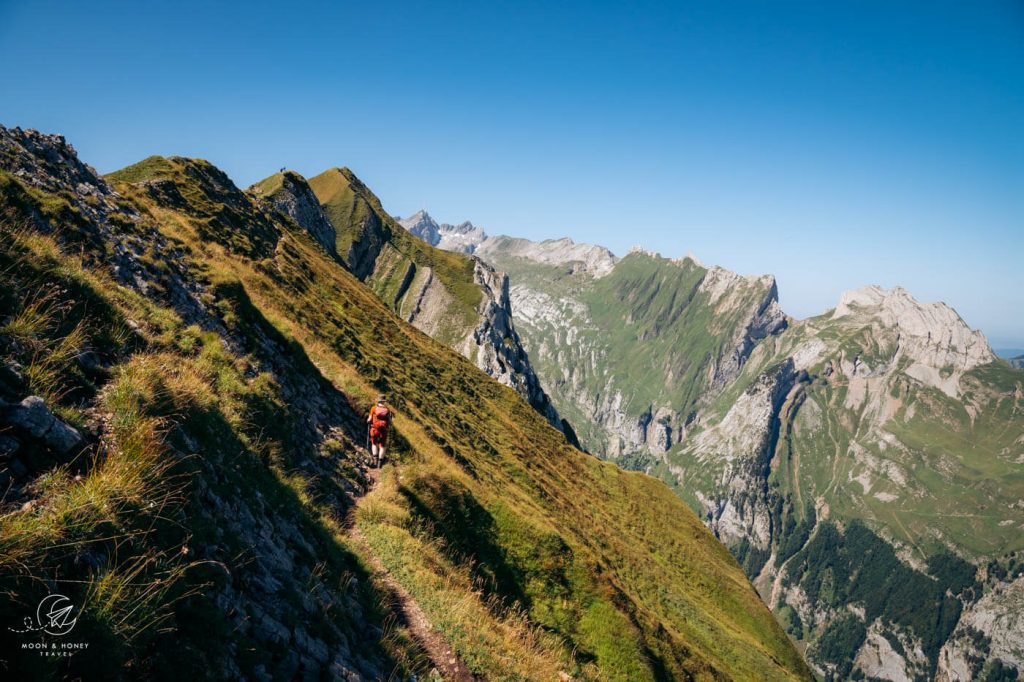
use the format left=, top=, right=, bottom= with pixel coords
left=0, top=126, right=808, bottom=681
left=0, top=131, right=414, bottom=680
left=477, top=238, right=786, bottom=458
left=435, top=228, right=1024, bottom=679
left=299, top=168, right=579, bottom=446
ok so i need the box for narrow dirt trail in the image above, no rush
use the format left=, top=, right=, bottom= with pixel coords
left=345, top=465, right=476, bottom=682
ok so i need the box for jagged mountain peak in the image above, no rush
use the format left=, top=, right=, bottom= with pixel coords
left=446, top=219, right=478, bottom=234
left=832, top=283, right=994, bottom=371
left=401, top=208, right=435, bottom=225
left=398, top=209, right=487, bottom=253
left=699, top=265, right=780, bottom=307
left=397, top=209, right=441, bottom=244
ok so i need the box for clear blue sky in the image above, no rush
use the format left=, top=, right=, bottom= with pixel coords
left=2, top=1, right=1022, bottom=345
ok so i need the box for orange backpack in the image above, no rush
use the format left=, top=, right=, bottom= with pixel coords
left=371, top=406, right=390, bottom=430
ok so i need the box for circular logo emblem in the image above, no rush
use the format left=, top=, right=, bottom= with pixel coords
left=36, top=594, right=77, bottom=636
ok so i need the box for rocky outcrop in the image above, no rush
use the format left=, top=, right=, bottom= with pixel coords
left=249, top=171, right=336, bottom=255
left=692, top=360, right=797, bottom=549
left=833, top=285, right=994, bottom=369
left=701, top=269, right=789, bottom=391
left=832, top=285, right=994, bottom=398
left=0, top=129, right=219, bottom=332
left=463, top=261, right=574, bottom=443
left=1, top=396, right=84, bottom=455
left=937, top=573, right=1024, bottom=681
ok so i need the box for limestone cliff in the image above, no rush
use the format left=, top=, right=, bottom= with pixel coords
left=670, top=284, right=1019, bottom=679
left=471, top=238, right=787, bottom=459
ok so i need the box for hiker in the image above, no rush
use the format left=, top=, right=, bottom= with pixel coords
left=366, top=395, right=393, bottom=467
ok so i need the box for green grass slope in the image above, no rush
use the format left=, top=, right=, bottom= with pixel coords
left=307, top=167, right=482, bottom=345
left=0, top=128, right=809, bottom=681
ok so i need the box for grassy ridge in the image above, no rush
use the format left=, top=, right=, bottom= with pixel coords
left=0, top=222, right=421, bottom=679
left=308, top=167, right=483, bottom=345
left=115, top=160, right=808, bottom=679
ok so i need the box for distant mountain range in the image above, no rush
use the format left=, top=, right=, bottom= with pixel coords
left=411, top=208, right=1024, bottom=680
left=398, top=209, right=489, bottom=254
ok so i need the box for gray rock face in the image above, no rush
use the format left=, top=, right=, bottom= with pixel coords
left=668, top=283, right=1019, bottom=678
left=463, top=260, right=571, bottom=440
left=691, top=360, right=797, bottom=549
left=399, top=210, right=489, bottom=254
left=701, top=269, right=789, bottom=392
left=2, top=396, right=85, bottom=455
left=0, top=127, right=111, bottom=201
left=251, top=172, right=336, bottom=255
left=477, top=242, right=787, bottom=459
left=399, top=209, right=441, bottom=244
left=937, top=573, right=1024, bottom=681
left=477, top=235, right=618, bottom=277
left=832, top=285, right=995, bottom=398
